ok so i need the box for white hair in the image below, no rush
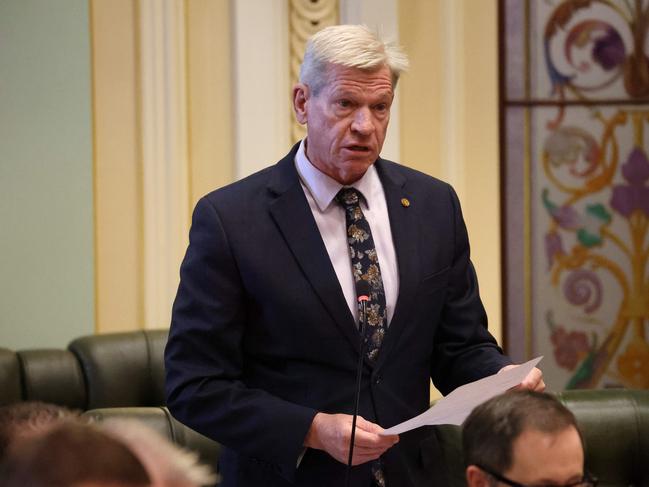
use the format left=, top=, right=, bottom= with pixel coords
left=101, top=419, right=218, bottom=487
left=299, top=24, right=409, bottom=94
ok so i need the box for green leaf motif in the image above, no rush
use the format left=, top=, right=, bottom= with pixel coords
left=586, top=203, right=611, bottom=223
left=566, top=351, right=595, bottom=390
left=542, top=188, right=556, bottom=213
left=577, top=228, right=602, bottom=247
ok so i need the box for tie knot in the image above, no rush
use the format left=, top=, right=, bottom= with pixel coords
left=336, top=187, right=363, bottom=209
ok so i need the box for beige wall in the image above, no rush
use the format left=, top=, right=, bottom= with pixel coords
left=91, top=0, right=232, bottom=332
left=186, top=0, right=234, bottom=206
left=91, top=0, right=143, bottom=333
left=462, top=1, right=501, bottom=345
left=400, top=0, right=502, bottom=346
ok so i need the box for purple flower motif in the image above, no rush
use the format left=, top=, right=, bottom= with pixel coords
left=543, top=190, right=580, bottom=229
left=551, top=205, right=581, bottom=229
left=610, top=147, right=649, bottom=217
left=551, top=326, right=592, bottom=371
left=592, top=26, right=625, bottom=71
left=545, top=232, right=565, bottom=269
left=542, top=190, right=610, bottom=248
left=622, top=147, right=649, bottom=181
left=546, top=310, right=592, bottom=372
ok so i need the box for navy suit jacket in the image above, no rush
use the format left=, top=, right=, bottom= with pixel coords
left=164, top=144, right=511, bottom=486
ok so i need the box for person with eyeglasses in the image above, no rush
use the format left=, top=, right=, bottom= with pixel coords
left=462, top=390, right=597, bottom=487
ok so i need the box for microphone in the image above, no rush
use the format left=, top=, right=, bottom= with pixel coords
left=345, top=280, right=371, bottom=487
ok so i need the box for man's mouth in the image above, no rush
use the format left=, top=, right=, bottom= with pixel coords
left=346, top=145, right=370, bottom=152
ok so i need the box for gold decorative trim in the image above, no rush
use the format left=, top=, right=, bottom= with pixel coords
left=288, top=0, right=338, bottom=144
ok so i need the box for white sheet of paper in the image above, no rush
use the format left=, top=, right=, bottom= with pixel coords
left=381, top=356, right=543, bottom=435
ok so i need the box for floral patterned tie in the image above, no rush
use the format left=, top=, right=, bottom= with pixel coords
left=336, top=187, right=387, bottom=487
left=336, top=187, right=388, bottom=362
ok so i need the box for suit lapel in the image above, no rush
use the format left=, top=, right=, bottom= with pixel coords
left=267, top=149, right=362, bottom=353
left=373, top=160, right=421, bottom=371
left=265, top=150, right=421, bottom=365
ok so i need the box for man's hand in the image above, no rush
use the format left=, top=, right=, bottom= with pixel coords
left=499, top=365, right=545, bottom=392
left=303, top=412, right=399, bottom=465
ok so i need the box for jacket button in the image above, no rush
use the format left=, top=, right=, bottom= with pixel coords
left=374, top=375, right=382, bottom=384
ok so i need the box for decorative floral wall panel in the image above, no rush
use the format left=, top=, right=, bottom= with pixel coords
left=502, top=0, right=649, bottom=390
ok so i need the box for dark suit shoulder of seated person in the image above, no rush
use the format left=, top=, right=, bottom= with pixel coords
left=463, top=391, right=594, bottom=487
left=164, top=24, right=544, bottom=487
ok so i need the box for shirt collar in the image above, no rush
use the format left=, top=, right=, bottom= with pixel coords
left=294, top=138, right=380, bottom=212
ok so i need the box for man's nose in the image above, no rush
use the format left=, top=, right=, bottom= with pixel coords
left=351, top=108, right=374, bottom=135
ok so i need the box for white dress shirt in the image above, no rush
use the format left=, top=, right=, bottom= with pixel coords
left=294, top=139, right=399, bottom=326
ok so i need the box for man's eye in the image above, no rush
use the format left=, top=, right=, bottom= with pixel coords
left=374, top=104, right=388, bottom=112
left=338, top=100, right=351, bottom=108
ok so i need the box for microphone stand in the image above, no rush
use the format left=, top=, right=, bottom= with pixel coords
left=345, top=292, right=369, bottom=487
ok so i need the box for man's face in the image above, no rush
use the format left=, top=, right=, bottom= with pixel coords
left=504, top=426, right=584, bottom=486
left=466, top=426, right=585, bottom=487
left=294, top=64, right=394, bottom=184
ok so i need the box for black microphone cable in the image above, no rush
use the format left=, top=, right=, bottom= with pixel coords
left=345, top=280, right=371, bottom=487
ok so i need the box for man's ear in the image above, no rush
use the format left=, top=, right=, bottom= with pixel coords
left=466, top=465, right=492, bottom=487
left=292, top=83, right=309, bottom=125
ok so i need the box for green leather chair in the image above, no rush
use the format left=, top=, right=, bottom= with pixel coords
left=0, top=348, right=21, bottom=406
left=0, top=330, right=167, bottom=410
left=557, top=389, right=649, bottom=487
left=68, top=329, right=167, bottom=409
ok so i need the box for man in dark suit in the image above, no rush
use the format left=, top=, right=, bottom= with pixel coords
left=165, top=24, right=544, bottom=487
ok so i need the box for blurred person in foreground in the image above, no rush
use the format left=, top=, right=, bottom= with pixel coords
left=463, top=390, right=596, bottom=487
left=165, top=24, right=544, bottom=486
left=102, top=418, right=217, bottom=487
left=0, top=421, right=150, bottom=487
left=0, top=401, right=81, bottom=461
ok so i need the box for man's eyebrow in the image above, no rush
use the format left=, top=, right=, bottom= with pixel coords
left=330, top=90, right=358, bottom=98
left=331, top=89, right=394, bottom=99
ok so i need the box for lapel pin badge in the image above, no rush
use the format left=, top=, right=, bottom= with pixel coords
left=401, top=198, right=410, bottom=208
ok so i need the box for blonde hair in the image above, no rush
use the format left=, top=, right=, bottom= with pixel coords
left=300, top=24, right=409, bottom=94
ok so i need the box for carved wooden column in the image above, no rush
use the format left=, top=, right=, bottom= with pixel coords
left=288, top=0, right=338, bottom=144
